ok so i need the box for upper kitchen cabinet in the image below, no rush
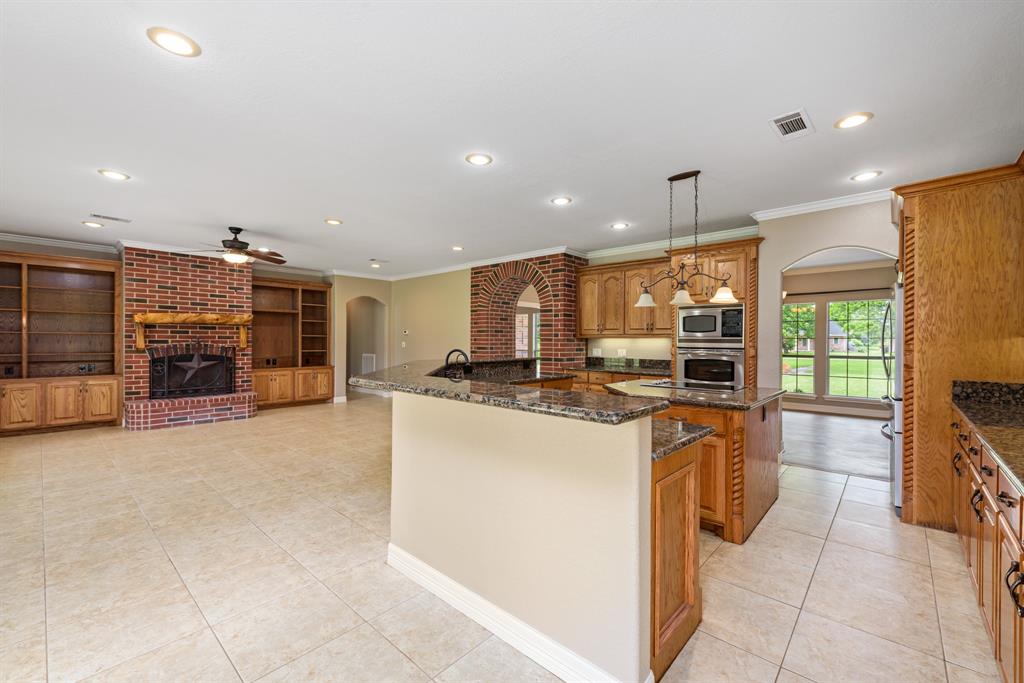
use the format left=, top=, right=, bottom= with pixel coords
left=577, top=268, right=625, bottom=336
left=892, top=152, right=1024, bottom=529
left=624, top=262, right=674, bottom=335
left=671, top=253, right=710, bottom=303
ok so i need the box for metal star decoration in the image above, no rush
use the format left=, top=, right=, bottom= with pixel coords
left=173, top=352, right=221, bottom=385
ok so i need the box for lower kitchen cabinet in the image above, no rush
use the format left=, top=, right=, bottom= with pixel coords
left=951, top=405, right=1024, bottom=683
left=0, top=376, right=120, bottom=432
left=654, top=399, right=780, bottom=544
left=254, top=366, right=334, bottom=406
left=650, top=439, right=701, bottom=680
left=517, top=377, right=573, bottom=391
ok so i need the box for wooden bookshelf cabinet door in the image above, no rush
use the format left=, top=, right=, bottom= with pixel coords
left=45, top=381, right=82, bottom=426
left=253, top=371, right=274, bottom=405
left=272, top=370, right=294, bottom=403
left=313, top=369, right=333, bottom=399
left=294, top=369, right=315, bottom=401
left=1, top=382, right=41, bottom=430
left=83, top=379, right=118, bottom=422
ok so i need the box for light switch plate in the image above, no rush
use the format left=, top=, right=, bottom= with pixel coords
left=617, top=349, right=628, bottom=357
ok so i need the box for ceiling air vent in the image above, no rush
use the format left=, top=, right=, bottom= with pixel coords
left=770, top=109, right=815, bottom=140
left=89, top=213, right=132, bottom=223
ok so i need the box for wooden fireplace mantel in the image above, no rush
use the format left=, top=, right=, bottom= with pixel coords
left=132, top=312, right=254, bottom=350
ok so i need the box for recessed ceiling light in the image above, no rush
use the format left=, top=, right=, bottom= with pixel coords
left=465, top=153, right=493, bottom=166
left=81, top=221, right=104, bottom=228
left=611, top=222, right=630, bottom=230
left=851, top=170, right=882, bottom=182
left=257, top=247, right=270, bottom=253
left=835, top=112, right=874, bottom=129
left=452, top=246, right=464, bottom=251
left=370, top=263, right=381, bottom=269
left=551, top=196, right=573, bottom=206
left=146, top=27, right=201, bottom=57
left=324, top=218, right=343, bottom=225
left=97, top=169, right=130, bottom=181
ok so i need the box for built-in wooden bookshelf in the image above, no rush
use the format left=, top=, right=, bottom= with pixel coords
left=0, top=254, right=121, bottom=380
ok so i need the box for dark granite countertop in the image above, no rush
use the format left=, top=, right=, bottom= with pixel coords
left=350, top=359, right=670, bottom=425
left=605, top=380, right=786, bottom=411
left=651, top=420, right=716, bottom=460
left=953, top=381, right=1024, bottom=488
left=568, top=365, right=673, bottom=377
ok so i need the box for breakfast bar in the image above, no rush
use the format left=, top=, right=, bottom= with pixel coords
left=351, top=360, right=714, bottom=683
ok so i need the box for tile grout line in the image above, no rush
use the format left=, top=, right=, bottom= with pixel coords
left=38, top=446, right=48, bottom=683
left=925, top=534, right=952, bottom=683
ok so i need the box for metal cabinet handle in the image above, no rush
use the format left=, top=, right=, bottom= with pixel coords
left=951, top=421, right=960, bottom=429
left=971, top=489, right=984, bottom=522
left=1005, top=561, right=1024, bottom=617
left=960, top=433, right=969, bottom=442
left=952, top=452, right=963, bottom=477
left=970, top=447, right=981, bottom=457
left=981, top=464, right=994, bottom=476
left=998, top=491, right=1018, bottom=509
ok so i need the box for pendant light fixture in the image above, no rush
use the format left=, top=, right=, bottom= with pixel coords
left=634, top=169, right=737, bottom=308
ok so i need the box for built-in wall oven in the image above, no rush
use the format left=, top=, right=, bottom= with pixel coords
left=676, top=304, right=746, bottom=390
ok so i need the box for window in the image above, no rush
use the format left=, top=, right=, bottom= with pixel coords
left=781, top=302, right=815, bottom=394
left=515, top=312, right=541, bottom=359
left=827, top=299, right=891, bottom=398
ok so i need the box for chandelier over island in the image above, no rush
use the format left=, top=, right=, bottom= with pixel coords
left=634, top=169, right=738, bottom=308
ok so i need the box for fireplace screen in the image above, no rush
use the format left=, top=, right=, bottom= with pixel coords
left=148, top=343, right=235, bottom=399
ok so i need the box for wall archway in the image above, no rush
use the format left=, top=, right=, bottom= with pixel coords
left=345, top=295, right=387, bottom=386
left=781, top=245, right=896, bottom=273
left=470, top=253, right=587, bottom=371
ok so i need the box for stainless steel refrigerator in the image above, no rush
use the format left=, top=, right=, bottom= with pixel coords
left=881, top=282, right=904, bottom=512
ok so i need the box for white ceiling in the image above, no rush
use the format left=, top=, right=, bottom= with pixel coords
left=1, top=2, right=1021, bottom=276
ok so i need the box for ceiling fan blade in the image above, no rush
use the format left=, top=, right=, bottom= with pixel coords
left=245, top=250, right=287, bottom=265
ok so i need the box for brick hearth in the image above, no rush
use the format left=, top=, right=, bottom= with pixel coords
left=122, top=247, right=255, bottom=430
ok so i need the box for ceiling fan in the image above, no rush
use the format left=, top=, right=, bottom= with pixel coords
left=192, top=227, right=286, bottom=265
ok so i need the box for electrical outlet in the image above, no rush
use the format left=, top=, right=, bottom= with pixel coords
left=617, top=349, right=628, bottom=357
left=592, top=348, right=602, bottom=357
left=401, top=341, right=406, bottom=348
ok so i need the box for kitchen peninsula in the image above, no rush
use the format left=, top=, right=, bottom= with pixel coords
left=607, top=379, right=785, bottom=543
left=350, top=359, right=714, bottom=683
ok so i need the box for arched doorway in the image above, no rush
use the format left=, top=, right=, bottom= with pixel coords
left=346, top=296, right=387, bottom=399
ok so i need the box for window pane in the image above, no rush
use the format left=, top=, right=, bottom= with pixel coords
left=781, top=302, right=816, bottom=394
left=829, top=375, right=847, bottom=396
left=868, top=379, right=889, bottom=399
left=826, top=297, right=893, bottom=399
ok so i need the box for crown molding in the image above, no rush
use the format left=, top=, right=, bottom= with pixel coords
left=583, top=226, right=759, bottom=260
left=117, top=239, right=202, bottom=254
left=750, top=189, right=892, bottom=222
left=252, top=263, right=333, bottom=279
left=0, top=231, right=118, bottom=254
left=332, top=246, right=588, bottom=282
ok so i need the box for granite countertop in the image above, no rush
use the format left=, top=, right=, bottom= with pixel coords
left=350, top=359, right=670, bottom=425
left=651, top=420, right=716, bottom=460
left=605, top=379, right=786, bottom=411
left=568, top=365, right=673, bottom=377
left=952, top=381, right=1024, bottom=487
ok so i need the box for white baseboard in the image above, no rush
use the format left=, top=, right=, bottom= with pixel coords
left=388, top=544, right=648, bottom=683
left=782, top=400, right=889, bottom=419
left=332, top=395, right=347, bottom=403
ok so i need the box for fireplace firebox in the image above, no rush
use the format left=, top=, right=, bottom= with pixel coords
left=148, top=342, right=236, bottom=399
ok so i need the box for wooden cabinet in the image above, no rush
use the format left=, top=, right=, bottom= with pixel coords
left=254, top=367, right=333, bottom=406
left=625, top=265, right=676, bottom=335
left=570, top=370, right=668, bottom=393
left=45, top=381, right=83, bottom=426
left=672, top=253, right=710, bottom=303
left=708, top=252, right=746, bottom=301
left=575, top=270, right=624, bottom=335
left=252, top=277, right=332, bottom=370
left=650, top=440, right=702, bottom=680
left=1, top=382, right=40, bottom=430
left=578, top=257, right=676, bottom=338
left=998, top=516, right=1022, bottom=683
left=654, top=399, right=780, bottom=544
left=83, top=379, right=119, bottom=422
left=577, top=273, right=601, bottom=336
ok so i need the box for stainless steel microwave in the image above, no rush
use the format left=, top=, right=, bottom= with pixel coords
left=677, top=304, right=744, bottom=348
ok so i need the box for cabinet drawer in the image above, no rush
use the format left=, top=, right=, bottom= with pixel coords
left=610, top=372, right=638, bottom=383
left=588, top=371, right=614, bottom=385
left=655, top=406, right=728, bottom=434
left=996, top=469, right=1023, bottom=539
left=571, top=383, right=590, bottom=392
left=980, top=449, right=999, bottom=489
left=570, top=370, right=590, bottom=382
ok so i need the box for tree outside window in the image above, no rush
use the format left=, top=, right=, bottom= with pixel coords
left=781, top=302, right=815, bottom=393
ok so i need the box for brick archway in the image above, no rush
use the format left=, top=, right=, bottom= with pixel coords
left=470, top=253, right=587, bottom=372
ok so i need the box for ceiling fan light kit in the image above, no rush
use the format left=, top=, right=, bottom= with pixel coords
left=634, top=169, right=738, bottom=308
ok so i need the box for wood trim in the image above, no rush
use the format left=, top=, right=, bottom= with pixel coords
left=0, top=250, right=120, bottom=271
left=892, top=162, right=1023, bottom=198
left=901, top=199, right=917, bottom=523
left=577, top=255, right=670, bottom=275
left=1017, top=148, right=1024, bottom=172
left=252, top=276, right=332, bottom=290
left=20, top=263, right=27, bottom=379
left=667, top=236, right=765, bottom=256
left=132, top=312, right=254, bottom=350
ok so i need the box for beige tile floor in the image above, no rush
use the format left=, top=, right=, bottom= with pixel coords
left=0, top=397, right=1000, bottom=683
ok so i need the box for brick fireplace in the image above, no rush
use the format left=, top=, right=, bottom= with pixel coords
left=470, top=252, right=587, bottom=372
left=122, top=247, right=257, bottom=430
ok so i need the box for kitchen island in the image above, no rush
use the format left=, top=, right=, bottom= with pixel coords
left=607, top=379, right=785, bottom=544
left=351, top=360, right=714, bottom=683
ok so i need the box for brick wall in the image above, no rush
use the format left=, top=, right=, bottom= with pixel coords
left=470, top=252, right=587, bottom=372
left=122, top=247, right=255, bottom=429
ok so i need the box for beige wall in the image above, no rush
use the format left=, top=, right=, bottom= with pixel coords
left=587, top=337, right=674, bottom=360
left=332, top=274, right=392, bottom=397
left=782, top=263, right=896, bottom=296
left=390, top=392, right=651, bottom=683
left=390, top=269, right=470, bottom=365
left=757, top=201, right=898, bottom=387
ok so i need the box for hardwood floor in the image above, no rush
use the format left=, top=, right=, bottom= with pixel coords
left=781, top=410, right=891, bottom=480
